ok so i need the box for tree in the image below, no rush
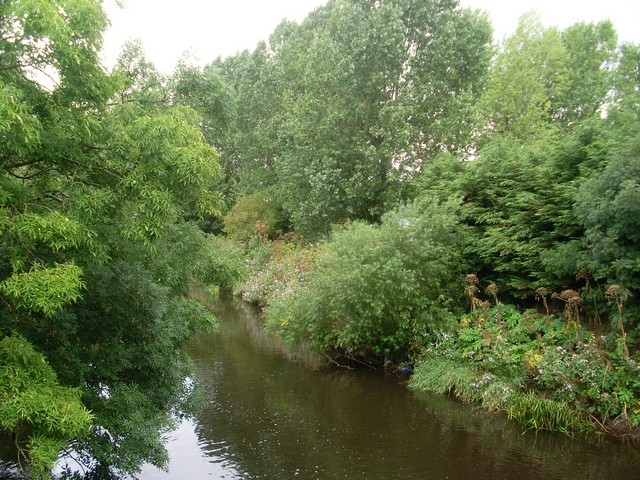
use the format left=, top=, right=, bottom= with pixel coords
left=477, top=13, right=567, bottom=143
left=1, top=1, right=223, bottom=476
left=556, top=20, right=618, bottom=126
left=395, top=0, right=493, bottom=159
left=171, top=60, right=234, bottom=151
left=265, top=0, right=491, bottom=238
left=575, top=133, right=640, bottom=301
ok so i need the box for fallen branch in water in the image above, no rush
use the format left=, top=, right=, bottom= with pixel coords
left=324, top=352, right=353, bottom=369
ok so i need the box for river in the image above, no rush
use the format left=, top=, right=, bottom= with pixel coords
left=136, top=293, right=640, bottom=480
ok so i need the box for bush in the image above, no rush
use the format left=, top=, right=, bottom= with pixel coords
left=223, top=192, right=286, bottom=243
left=240, top=240, right=315, bottom=307
left=201, top=235, right=247, bottom=291
left=410, top=300, right=640, bottom=435
left=262, top=200, right=463, bottom=359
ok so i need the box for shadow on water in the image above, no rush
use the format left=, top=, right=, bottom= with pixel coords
left=140, top=292, right=640, bottom=480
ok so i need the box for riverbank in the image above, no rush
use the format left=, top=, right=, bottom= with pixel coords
left=209, top=232, right=640, bottom=444
left=407, top=304, right=640, bottom=443
left=143, top=293, right=640, bottom=479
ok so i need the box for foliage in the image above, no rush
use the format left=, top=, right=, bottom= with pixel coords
left=0, top=334, right=92, bottom=479
left=240, top=239, right=316, bottom=308
left=202, top=235, right=247, bottom=291
left=260, top=200, right=462, bottom=359
left=223, top=192, right=287, bottom=243
left=506, top=392, right=592, bottom=435
left=170, top=61, right=234, bottom=148
left=410, top=299, right=639, bottom=435
left=478, top=13, right=565, bottom=142
left=575, top=133, right=640, bottom=296
left=216, top=0, right=492, bottom=238
left=0, top=1, right=225, bottom=476
left=0, top=263, right=84, bottom=317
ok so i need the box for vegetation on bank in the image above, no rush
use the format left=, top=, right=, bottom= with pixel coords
left=1, top=0, right=639, bottom=477
left=229, top=228, right=640, bottom=439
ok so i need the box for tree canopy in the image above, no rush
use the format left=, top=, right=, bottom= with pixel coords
left=1, top=0, right=222, bottom=477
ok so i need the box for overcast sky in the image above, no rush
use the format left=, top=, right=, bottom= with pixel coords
left=101, top=0, right=640, bottom=73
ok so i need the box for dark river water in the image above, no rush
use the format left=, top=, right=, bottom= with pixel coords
left=2, top=293, right=639, bottom=479
left=137, top=294, right=640, bottom=480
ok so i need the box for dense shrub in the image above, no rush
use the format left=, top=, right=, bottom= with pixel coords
left=261, top=200, right=463, bottom=359
left=223, top=192, right=286, bottom=243
left=202, top=235, right=247, bottom=291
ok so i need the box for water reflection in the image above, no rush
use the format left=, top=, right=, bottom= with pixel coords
left=140, top=294, right=640, bottom=480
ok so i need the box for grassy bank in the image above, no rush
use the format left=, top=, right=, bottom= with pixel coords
left=408, top=303, right=640, bottom=440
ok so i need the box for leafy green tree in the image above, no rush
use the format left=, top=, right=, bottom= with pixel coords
left=0, top=1, right=223, bottom=476
left=214, top=37, right=289, bottom=194
left=0, top=333, right=92, bottom=479
left=478, top=13, right=567, bottom=143
left=575, top=133, right=640, bottom=298
left=395, top=0, right=493, bottom=159
left=215, top=0, right=491, bottom=238
left=556, top=20, right=618, bottom=126
left=171, top=60, right=234, bottom=151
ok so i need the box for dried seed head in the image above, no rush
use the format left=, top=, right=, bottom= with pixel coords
left=535, top=287, right=548, bottom=298
left=576, top=268, right=591, bottom=280
left=552, top=289, right=581, bottom=303
left=465, top=274, right=479, bottom=286
left=605, top=284, right=620, bottom=298
left=466, top=285, right=480, bottom=296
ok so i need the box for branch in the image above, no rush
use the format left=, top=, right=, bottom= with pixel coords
left=7, top=166, right=53, bottom=180
left=61, top=157, right=122, bottom=180
left=0, top=63, right=30, bottom=71
left=5, top=159, right=45, bottom=169
left=324, top=352, right=353, bottom=369
left=339, top=352, right=377, bottom=369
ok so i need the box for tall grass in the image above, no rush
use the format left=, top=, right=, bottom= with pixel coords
left=507, top=392, right=593, bottom=436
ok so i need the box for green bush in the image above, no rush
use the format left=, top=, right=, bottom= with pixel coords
left=410, top=300, right=640, bottom=435
left=202, top=235, right=247, bottom=291
left=262, top=200, right=463, bottom=358
left=240, top=240, right=316, bottom=307
left=223, top=192, right=286, bottom=243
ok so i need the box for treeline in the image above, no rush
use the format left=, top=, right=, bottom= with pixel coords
left=204, top=2, right=640, bottom=329
left=1, top=0, right=639, bottom=478
left=200, top=2, right=640, bottom=438
left=205, top=1, right=639, bottom=311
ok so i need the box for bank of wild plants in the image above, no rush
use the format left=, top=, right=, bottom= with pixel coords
left=227, top=216, right=640, bottom=440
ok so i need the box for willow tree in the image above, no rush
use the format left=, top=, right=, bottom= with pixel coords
left=1, top=0, right=222, bottom=477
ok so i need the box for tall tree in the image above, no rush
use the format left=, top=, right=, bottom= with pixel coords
left=477, top=13, right=567, bottom=143
left=1, top=1, right=222, bottom=477
left=230, top=0, right=492, bottom=238
left=556, top=20, right=618, bottom=126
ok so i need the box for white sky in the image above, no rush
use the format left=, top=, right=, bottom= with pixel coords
left=101, top=0, right=640, bottom=73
